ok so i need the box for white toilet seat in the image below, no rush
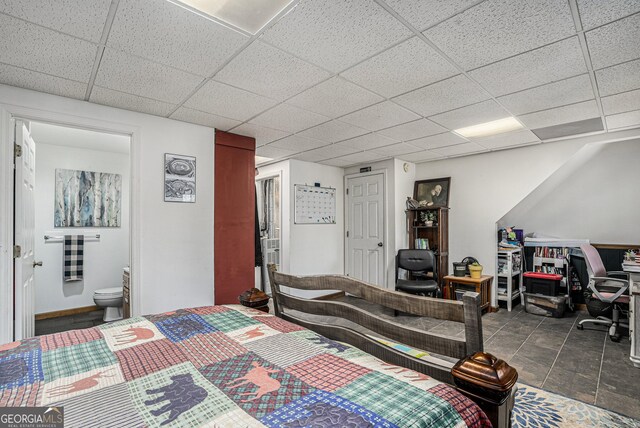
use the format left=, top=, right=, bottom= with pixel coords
left=94, top=287, right=123, bottom=298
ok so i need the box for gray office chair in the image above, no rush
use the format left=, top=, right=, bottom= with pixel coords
left=577, top=244, right=629, bottom=342
left=395, top=249, right=440, bottom=297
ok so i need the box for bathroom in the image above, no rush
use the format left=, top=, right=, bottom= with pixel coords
left=29, top=121, right=130, bottom=335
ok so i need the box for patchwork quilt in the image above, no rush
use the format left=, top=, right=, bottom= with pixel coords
left=0, top=305, right=491, bottom=427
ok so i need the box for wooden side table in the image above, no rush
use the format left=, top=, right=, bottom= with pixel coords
left=443, top=275, right=493, bottom=313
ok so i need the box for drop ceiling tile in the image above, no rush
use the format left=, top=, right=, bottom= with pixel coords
left=393, top=74, right=490, bottom=117
left=89, top=86, right=177, bottom=117
left=184, top=80, right=277, bottom=122
left=260, top=0, right=412, bottom=73
left=340, top=101, right=421, bottom=131
left=606, top=109, right=640, bottom=129
left=256, top=145, right=298, bottom=159
left=577, top=0, right=640, bottom=30
left=214, top=41, right=331, bottom=101
left=586, top=13, right=640, bottom=70
left=601, top=89, right=640, bottom=115
left=432, top=142, right=487, bottom=157
left=497, top=74, right=594, bottom=115
left=468, top=37, right=587, bottom=96
left=400, top=150, right=445, bottom=162
left=169, top=107, right=241, bottom=131
left=297, top=120, right=369, bottom=143
left=372, top=143, right=422, bottom=157
left=95, top=48, right=204, bottom=104
left=293, top=144, right=361, bottom=162
left=424, top=0, right=575, bottom=70
left=384, top=0, right=481, bottom=31
left=320, top=157, right=354, bottom=167
left=249, top=103, right=329, bottom=133
left=377, top=119, right=447, bottom=141
left=518, top=100, right=600, bottom=129
left=229, top=123, right=290, bottom=147
left=287, top=77, right=383, bottom=118
left=335, top=133, right=399, bottom=150
left=107, top=0, right=248, bottom=76
left=0, top=63, right=86, bottom=99
left=470, top=129, right=540, bottom=149
left=269, top=135, right=328, bottom=151
left=340, top=37, right=458, bottom=97
left=429, top=100, right=511, bottom=129
left=0, top=0, right=111, bottom=42
left=0, top=14, right=96, bottom=82
left=330, top=151, right=389, bottom=166
left=596, top=59, right=640, bottom=96
left=408, top=132, right=468, bottom=149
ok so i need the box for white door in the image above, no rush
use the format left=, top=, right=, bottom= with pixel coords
left=14, top=120, right=37, bottom=340
left=346, top=173, right=385, bottom=286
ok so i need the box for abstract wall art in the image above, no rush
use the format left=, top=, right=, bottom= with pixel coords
left=164, top=153, right=196, bottom=203
left=54, top=169, right=122, bottom=227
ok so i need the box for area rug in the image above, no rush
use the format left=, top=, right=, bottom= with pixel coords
left=513, top=384, right=640, bottom=428
left=368, top=336, right=640, bottom=427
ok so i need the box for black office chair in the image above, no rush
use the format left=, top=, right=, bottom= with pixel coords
left=395, top=249, right=440, bottom=297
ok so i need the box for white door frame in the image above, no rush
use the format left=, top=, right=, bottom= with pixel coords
left=344, top=169, right=388, bottom=288
left=0, top=103, right=141, bottom=344
left=255, top=170, right=284, bottom=293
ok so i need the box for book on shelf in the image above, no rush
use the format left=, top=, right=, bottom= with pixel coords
left=414, top=238, right=429, bottom=250
left=534, top=246, right=568, bottom=259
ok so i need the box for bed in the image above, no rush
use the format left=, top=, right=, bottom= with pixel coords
left=0, top=303, right=495, bottom=427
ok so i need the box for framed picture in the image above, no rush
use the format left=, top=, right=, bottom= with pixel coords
left=414, top=177, right=450, bottom=208
left=164, top=153, right=196, bottom=203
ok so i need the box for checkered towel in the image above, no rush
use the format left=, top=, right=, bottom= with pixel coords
left=64, top=235, right=84, bottom=281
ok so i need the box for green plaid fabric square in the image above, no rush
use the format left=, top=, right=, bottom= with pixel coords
left=336, top=372, right=461, bottom=427
left=41, top=340, right=116, bottom=383
left=200, top=311, right=260, bottom=333
left=128, top=362, right=237, bottom=427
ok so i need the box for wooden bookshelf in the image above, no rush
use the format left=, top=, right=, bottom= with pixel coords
left=406, top=207, right=449, bottom=287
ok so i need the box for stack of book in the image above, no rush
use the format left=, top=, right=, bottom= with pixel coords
left=414, top=238, right=429, bottom=250
left=623, top=260, right=640, bottom=273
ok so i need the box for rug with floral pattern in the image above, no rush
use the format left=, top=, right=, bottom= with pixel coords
left=513, top=384, right=640, bottom=428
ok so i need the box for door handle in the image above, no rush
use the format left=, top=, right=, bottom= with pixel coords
left=377, top=242, right=383, bottom=247
left=33, top=261, right=43, bottom=268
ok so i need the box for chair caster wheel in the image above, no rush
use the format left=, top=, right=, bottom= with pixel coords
left=577, top=324, right=584, bottom=330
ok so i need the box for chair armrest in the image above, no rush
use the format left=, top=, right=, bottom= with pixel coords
left=607, top=271, right=630, bottom=278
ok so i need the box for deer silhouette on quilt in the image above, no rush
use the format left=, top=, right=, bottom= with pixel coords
left=113, top=326, right=155, bottom=345
left=144, top=373, right=207, bottom=426
left=236, top=326, right=266, bottom=341
left=47, top=370, right=114, bottom=398
left=226, top=361, right=281, bottom=401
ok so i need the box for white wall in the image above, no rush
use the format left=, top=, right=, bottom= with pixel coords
left=34, top=143, right=130, bottom=313
left=257, top=159, right=344, bottom=298
left=0, top=84, right=214, bottom=319
left=500, top=138, right=640, bottom=244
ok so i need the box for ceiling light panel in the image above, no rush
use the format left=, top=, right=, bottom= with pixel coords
left=424, top=0, right=575, bottom=70
left=260, top=0, right=412, bottom=73
left=453, top=117, right=524, bottom=139
left=170, top=0, right=295, bottom=34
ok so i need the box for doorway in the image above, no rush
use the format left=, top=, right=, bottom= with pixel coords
left=13, top=119, right=131, bottom=339
left=345, top=171, right=386, bottom=287
left=256, top=173, right=282, bottom=295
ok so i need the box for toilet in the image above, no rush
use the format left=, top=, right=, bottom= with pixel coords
left=93, top=287, right=123, bottom=322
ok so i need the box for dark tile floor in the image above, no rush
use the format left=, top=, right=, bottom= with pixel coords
left=34, top=310, right=105, bottom=336
left=325, top=296, right=640, bottom=420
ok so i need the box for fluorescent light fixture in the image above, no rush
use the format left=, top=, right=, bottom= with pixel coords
left=453, top=117, right=524, bottom=139
left=170, top=0, right=296, bottom=34
left=255, top=155, right=273, bottom=165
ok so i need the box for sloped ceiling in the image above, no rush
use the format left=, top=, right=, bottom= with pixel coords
left=1, top=0, right=639, bottom=167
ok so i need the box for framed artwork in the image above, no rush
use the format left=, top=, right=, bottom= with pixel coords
left=414, top=177, right=451, bottom=208
left=164, top=153, right=196, bottom=203
left=54, top=169, right=122, bottom=227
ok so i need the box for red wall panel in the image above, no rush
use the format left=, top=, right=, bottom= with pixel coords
left=214, top=131, right=255, bottom=304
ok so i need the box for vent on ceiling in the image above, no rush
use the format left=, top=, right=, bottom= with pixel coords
left=531, top=117, right=604, bottom=141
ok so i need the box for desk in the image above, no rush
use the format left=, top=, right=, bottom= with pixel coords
left=624, top=269, right=640, bottom=368
left=443, top=275, right=493, bottom=313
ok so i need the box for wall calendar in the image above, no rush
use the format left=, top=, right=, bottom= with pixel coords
left=294, top=184, right=336, bottom=224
